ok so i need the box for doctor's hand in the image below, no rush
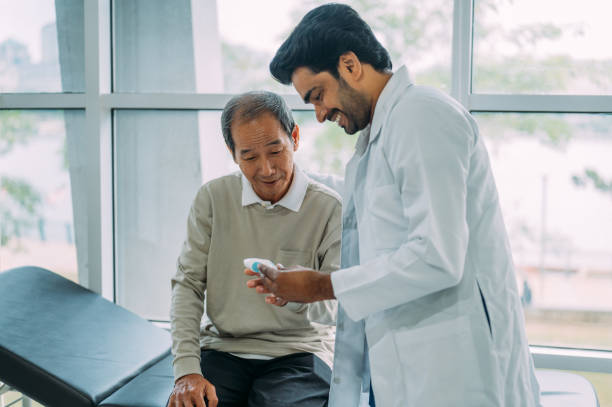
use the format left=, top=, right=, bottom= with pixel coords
left=246, top=264, right=336, bottom=303
left=245, top=265, right=288, bottom=306
left=168, top=373, right=218, bottom=407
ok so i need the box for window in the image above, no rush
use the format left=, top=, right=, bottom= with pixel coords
left=0, top=0, right=87, bottom=288
left=0, top=110, right=84, bottom=282
left=0, top=0, right=84, bottom=92
left=112, top=0, right=453, bottom=94
left=474, top=112, right=612, bottom=350
left=473, top=0, right=612, bottom=95
left=114, top=110, right=222, bottom=318
left=470, top=0, right=612, bottom=400
left=470, top=0, right=612, bottom=352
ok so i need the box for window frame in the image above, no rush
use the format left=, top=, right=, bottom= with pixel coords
left=454, top=0, right=612, bottom=373
left=0, top=0, right=611, bottom=375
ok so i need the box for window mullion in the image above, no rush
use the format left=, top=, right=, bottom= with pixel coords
left=84, top=0, right=113, bottom=300
left=0, top=93, right=86, bottom=109
left=100, top=93, right=312, bottom=111
left=470, top=94, right=612, bottom=113
left=451, top=0, right=474, bottom=108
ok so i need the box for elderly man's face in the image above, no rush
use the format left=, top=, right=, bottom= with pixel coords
left=231, top=112, right=299, bottom=204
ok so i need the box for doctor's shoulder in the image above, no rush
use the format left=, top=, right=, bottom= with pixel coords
left=391, top=85, right=465, bottom=123
left=386, top=86, right=477, bottom=144
left=302, top=176, right=342, bottom=215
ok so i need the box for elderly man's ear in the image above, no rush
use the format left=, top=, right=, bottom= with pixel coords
left=291, top=124, right=300, bottom=151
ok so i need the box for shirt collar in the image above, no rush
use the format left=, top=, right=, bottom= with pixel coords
left=241, top=165, right=309, bottom=212
left=369, top=65, right=412, bottom=144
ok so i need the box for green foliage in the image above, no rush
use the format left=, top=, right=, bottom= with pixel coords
left=0, top=110, right=36, bottom=154
left=475, top=113, right=573, bottom=149
left=293, top=111, right=357, bottom=175
left=0, top=177, right=42, bottom=246
left=572, top=169, right=612, bottom=196
left=0, top=178, right=41, bottom=214
left=473, top=55, right=571, bottom=94
left=413, top=63, right=450, bottom=93
left=579, top=114, right=612, bottom=136
left=311, top=126, right=359, bottom=175
left=0, top=111, right=43, bottom=246
left=221, top=42, right=287, bottom=93
left=507, top=23, right=563, bottom=48
left=473, top=55, right=612, bottom=95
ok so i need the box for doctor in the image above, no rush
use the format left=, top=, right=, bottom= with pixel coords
left=247, top=4, right=541, bottom=407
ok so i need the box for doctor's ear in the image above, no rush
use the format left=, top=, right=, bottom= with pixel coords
left=338, top=52, right=363, bottom=81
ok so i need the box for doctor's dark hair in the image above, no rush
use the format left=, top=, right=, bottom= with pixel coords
left=270, top=3, right=392, bottom=85
left=221, top=91, right=296, bottom=155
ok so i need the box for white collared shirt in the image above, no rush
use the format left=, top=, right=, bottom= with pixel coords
left=241, top=165, right=309, bottom=212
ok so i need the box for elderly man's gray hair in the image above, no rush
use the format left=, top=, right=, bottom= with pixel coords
left=221, top=91, right=296, bottom=155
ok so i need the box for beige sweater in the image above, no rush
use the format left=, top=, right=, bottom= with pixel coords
left=170, top=172, right=342, bottom=380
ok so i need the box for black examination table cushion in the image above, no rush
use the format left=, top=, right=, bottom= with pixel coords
left=0, top=266, right=171, bottom=407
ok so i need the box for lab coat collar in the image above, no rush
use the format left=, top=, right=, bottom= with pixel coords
left=354, top=124, right=371, bottom=157
left=241, top=165, right=308, bottom=212
left=369, top=66, right=412, bottom=145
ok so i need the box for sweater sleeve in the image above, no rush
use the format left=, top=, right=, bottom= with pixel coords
left=170, top=186, right=212, bottom=380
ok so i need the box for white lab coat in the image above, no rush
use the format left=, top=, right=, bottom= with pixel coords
left=327, top=66, right=541, bottom=407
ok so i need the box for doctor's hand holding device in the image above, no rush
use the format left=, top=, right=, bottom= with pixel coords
left=243, top=258, right=288, bottom=307
left=243, top=258, right=277, bottom=276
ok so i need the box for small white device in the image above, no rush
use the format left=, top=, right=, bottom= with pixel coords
left=243, top=258, right=276, bottom=276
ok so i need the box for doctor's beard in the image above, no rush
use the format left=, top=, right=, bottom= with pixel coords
left=336, top=76, right=371, bottom=135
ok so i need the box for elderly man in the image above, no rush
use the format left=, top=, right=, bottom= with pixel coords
left=168, top=91, right=341, bottom=407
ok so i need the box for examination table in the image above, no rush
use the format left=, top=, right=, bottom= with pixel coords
left=0, top=266, right=600, bottom=406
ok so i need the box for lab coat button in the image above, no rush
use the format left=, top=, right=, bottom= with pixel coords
left=333, top=376, right=341, bottom=384
left=337, top=322, right=344, bottom=331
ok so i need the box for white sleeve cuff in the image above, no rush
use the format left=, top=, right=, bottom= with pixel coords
left=331, top=265, right=370, bottom=322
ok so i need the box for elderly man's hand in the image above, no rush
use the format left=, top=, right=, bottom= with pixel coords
left=168, top=374, right=218, bottom=407
left=246, top=264, right=335, bottom=303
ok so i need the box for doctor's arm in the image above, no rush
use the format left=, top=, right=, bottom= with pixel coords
left=331, top=100, right=475, bottom=322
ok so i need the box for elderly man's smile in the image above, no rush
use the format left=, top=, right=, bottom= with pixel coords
left=261, top=179, right=279, bottom=185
